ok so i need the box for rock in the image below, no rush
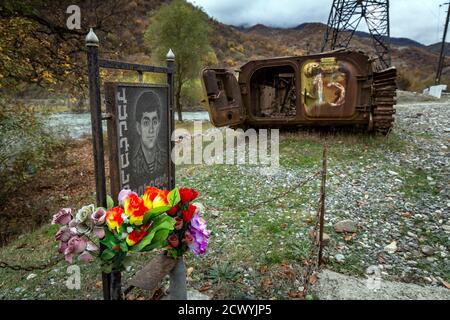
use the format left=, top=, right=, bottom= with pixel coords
left=384, top=241, right=397, bottom=254
left=335, top=254, right=345, bottom=263
left=387, top=170, right=399, bottom=176
left=442, top=225, right=450, bottom=234
left=26, top=274, right=37, bottom=281
left=187, top=290, right=210, bottom=300
left=421, top=245, right=434, bottom=256
left=316, top=232, right=330, bottom=245
left=407, top=231, right=417, bottom=238
left=333, top=220, right=358, bottom=233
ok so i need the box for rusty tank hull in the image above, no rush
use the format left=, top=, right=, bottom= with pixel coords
left=202, top=49, right=397, bottom=134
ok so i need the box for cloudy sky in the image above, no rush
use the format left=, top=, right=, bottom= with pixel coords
left=187, top=0, right=445, bottom=45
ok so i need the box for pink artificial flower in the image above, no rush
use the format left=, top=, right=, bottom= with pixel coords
left=52, top=208, right=72, bottom=225
left=55, top=226, right=72, bottom=242
left=91, top=207, right=106, bottom=225
left=78, top=251, right=94, bottom=263
left=86, top=241, right=98, bottom=252
left=65, top=236, right=87, bottom=255
left=58, top=241, right=68, bottom=254
left=93, top=227, right=105, bottom=239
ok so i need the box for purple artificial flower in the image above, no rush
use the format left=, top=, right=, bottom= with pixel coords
left=118, top=189, right=138, bottom=206
left=52, top=208, right=72, bottom=225
left=187, top=209, right=210, bottom=255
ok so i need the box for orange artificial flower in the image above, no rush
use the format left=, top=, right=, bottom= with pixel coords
left=126, top=222, right=152, bottom=246
left=142, top=187, right=169, bottom=210
left=105, top=207, right=124, bottom=232
left=124, top=193, right=148, bottom=226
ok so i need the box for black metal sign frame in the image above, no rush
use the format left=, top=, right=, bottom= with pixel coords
left=86, top=29, right=175, bottom=300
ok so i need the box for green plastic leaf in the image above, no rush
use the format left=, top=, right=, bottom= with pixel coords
left=100, top=229, right=117, bottom=249
left=130, top=217, right=175, bottom=251
left=148, top=205, right=172, bottom=215
left=119, top=241, right=128, bottom=252
left=100, top=249, right=116, bottom=261
left=106, top=195, right=114, bottom=210
left=141, top=228, right=171, bottom=252
left=167, top=188, right=181, bottom=207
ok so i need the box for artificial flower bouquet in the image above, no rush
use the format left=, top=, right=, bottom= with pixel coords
left=52, top=186, right=209, bottom=273
left=165, top=188, right=210, bottom=258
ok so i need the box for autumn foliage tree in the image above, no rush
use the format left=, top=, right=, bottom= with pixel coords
left=144, top=0, right=212, bottom=121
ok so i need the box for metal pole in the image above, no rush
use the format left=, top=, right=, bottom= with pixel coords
left=436, top=2, right=450, bottom=85
left=86, top=28, right=111, bottom=300
left=318, top=146, right=327, bottom=266
left=166, top=49, right=186, bottom=300
left=167, top=49, right=176, bottom=190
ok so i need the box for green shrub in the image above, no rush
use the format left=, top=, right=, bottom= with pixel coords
left=0, top=101, right=63, bottom=204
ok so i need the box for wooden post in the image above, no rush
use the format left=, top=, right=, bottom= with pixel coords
left=318, top=146, right=327, bottom=266
left=86, top=28, right=111, bottom=300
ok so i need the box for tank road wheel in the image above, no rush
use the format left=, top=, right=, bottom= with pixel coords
left=371, top=67, right=397, bottom=135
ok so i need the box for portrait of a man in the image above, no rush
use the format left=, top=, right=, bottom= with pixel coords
left=132, top=90, right=168, bottom=178
left=106, top=83, right=170, bottom=196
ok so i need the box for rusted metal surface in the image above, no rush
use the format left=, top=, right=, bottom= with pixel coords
left=127, top=255, right=178, bottom=294
left=202, top=50, right=397, bottom=135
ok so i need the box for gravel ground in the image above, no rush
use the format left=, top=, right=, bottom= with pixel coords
left=324, top=102, right=450, bottom=287
left=313, top=269, right=450, bottom=300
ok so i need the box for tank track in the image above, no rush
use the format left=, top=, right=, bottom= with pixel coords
left=371, top=67, right=397, bottom=135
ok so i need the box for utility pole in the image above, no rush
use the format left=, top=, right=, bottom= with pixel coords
left=436, top=2, right=450, bottom=85
left=322, top=0, right=391, bottom=70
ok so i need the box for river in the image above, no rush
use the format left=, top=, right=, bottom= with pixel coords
left=45, top=111, right=210, bottom=139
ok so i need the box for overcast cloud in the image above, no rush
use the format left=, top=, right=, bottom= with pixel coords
left=187, top=0, right=444, bottom=45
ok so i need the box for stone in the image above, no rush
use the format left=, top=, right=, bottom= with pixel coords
left=442, top=225, right=450, bottom=234
left=421, top=245, right=434, bottom=256
left=333, top=220, right=358, bottom=233
left=26, top=274, right=37, bottom=280
left=316, top=232, right=330, bottom=245
left=335, top=254, right=345, bottom=263
left=187, top=289, right=210, bottom=300
left=384, top=241, right=397, bottom=254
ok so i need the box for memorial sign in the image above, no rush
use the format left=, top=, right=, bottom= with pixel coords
left=106, top=83, right=171, bottom=198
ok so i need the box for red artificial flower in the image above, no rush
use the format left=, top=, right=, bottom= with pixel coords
left=182, top=204, right=197, bottom=223
left=168, top=234, right=179, bottom=248
left=167, top=204, right=179, bottom=216
left=174, top=217, right=183, bottom=230
left=179, top=188, right=199, bottom=204
left=126, top=222, right=152, bottom=246
left=183, top=230, right=194, bottom=245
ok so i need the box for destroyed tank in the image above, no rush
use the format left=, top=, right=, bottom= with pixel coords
left=201, top=49, right=397, bottom=134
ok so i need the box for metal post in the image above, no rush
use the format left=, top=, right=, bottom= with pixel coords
left=436, top=2, right=450, bottom=85
left=167, top=49, right=176, bottom=190
left=318, top=146, right=327, bottom=266
left=166, top=49, right=186, bottom=300
left=86, top=28, right=111, bottom=300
